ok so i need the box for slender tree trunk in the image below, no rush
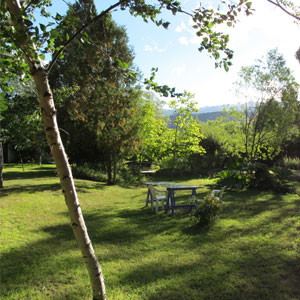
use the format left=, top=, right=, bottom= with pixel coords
left=244, top=103, right=249, bottom=161
left=0, top=142, right=3, bottom=188
left=38, top=144, right=42, bottom=165
left=33, top=68, right=106, bottom=300
left=107, top=153, right=112, bottom=185
left=6, top=1, right=106, bottom=299
left=173, top=125, right=178, bottom=168
left=112, top=151, right=117, bottom=185
left=18, top=150, right=24, bottom=171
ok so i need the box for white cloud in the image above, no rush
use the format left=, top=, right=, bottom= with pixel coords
left=175, top=18, right=202, bottom=46
left=178, top=35, right=200, bottom=46
left=172, top=64, right=187, bottom=76
left=175, top=21, right=187, bottom=33
left=154, top=45, right=167, bottom=53
left=189, top=36, right=200, bottom=45
left=144, top=45, right=153, bottom=52
left=179, top=36, right=189, bottom=45
left=144, top=43, right=167, bottom=53
left=175, top=26, right=183, bottom=32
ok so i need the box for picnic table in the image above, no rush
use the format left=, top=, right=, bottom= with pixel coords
left=143, top=181, right=203, bottom=216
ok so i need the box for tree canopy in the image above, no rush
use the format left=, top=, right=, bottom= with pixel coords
left=49, top=0, right=143, bottom=184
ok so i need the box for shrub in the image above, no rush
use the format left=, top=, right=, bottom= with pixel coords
left=72, top=163, right=107, bottom=182
left=272, top=167, right=293, bottom=181
left=216, top=168, right=249, bottom=189
left=217, top=160, right=296, bottom=194
left=192, top=194, right=223, bottom=228
left=272, top=167, right=295, bottom=194
left=118, top=163, right=145, bottom=185
left=247, top=162, right=274, bottom=189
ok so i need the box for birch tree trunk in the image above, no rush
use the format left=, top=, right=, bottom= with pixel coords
left=5, top=1, right=106, bottom=299
left=0, top=142, right=3, bottom=188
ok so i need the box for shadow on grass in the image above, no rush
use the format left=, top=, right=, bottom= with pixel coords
left=0, top=178, right=106, bottom=197
left=118, top=253, right=300, bottom=300
left=3, top=169, right=57, bottom=181
left=1, top=208, right=170, bottom=298
left=112, top=197, right=300, bottom=300
left=221, top=189, right=300, bottom=220
left=0, top=223, right=79, bottom=298
left=2, top=204, right=300, bottom=300
left=80, top=209, right=181, bottom=251
left=0, top=183, right=62, bottom=196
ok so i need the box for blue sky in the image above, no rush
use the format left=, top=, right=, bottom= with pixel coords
left=46, top=0, right=300, bottom=107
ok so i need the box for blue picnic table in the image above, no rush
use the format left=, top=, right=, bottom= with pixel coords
left=143, top=181, right=203, bottom=216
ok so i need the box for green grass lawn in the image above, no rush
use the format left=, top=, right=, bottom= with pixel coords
left=1, top=164, right=300, bottom=300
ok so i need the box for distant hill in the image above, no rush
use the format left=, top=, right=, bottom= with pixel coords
left=164, top=104, right=238, bottom=117
left=195, top=111, right=222, bottom=122
left=197, top=104, right=235, bottom=113
left=164, top=104, right=236, bottom=124
left=167, top=111, right=223, bottom=128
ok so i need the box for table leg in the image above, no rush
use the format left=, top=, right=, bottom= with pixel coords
left=171, top=190, right=175, bottom=216
left=191, top=188, right=197, bottom=210
left=165, top=191, right=170, bottom=213
left=192, top=188, right=196, bottom=197
left=145, top=187, right=151, bottom=207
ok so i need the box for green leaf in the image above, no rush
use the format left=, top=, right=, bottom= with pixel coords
left=246, top=2, right=252, bottom=9
left=55, top=13, right=62, bottom=21
left=24, top=19, right=33, bottom=27
left=40, top=23, right=46, bottom=32
left=162, top=22, right=170, bottom=29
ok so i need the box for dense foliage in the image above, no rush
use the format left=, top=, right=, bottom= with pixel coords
left=0, top=79, right=48, bottom=164
left=48, top=1, right=144, bottom=184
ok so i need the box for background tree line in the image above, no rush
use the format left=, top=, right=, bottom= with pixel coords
left=2, top=44, right=300, bottom=184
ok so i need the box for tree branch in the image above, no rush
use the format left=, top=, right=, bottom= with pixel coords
left=266, top=0, right=300, bottom=21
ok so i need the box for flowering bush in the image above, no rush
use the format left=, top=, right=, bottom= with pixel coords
left=192, top=194, right=223, bottom=228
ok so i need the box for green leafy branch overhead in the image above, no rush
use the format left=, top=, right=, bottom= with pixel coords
left=1, top=0, right=254, bottom=86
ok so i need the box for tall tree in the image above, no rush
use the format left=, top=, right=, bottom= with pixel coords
left=0, top=0, right=253, bottom=298
left=233, top=49, right=299, bottom=162
left=50, top=2, right=142, bottom=184
left=169, top=92, right=204, bottom=168
left=137, top=91, right=172, bottom=164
